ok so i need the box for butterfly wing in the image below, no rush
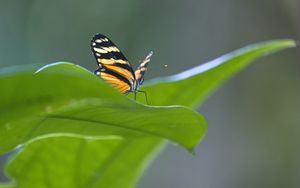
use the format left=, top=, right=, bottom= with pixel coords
left=134, top=51, right=153, bottom=86
left=91, top=34, right=135, bottom=93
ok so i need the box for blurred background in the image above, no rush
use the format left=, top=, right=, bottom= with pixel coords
left=0, top=0, right=300, bottom=187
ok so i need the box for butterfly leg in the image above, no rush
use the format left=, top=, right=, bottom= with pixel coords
left=137, top=90, right=149, bottom=105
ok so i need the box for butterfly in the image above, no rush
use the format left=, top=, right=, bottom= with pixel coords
left=91, top=34, right=152, bottom=102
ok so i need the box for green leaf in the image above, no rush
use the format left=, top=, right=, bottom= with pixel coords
left=1, top=39, right=296, bottom=188
left=0, top=63, right=207, bottom=154
left=0, top=184, right=12, bottom=188
left=4, top=137, right=164, bottom=188
left=143, top=39, right=296, bottom=107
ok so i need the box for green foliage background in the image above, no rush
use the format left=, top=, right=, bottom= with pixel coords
left=0, top=40, right=296, bottom=188
left=0, top=0, right=299, bottom=188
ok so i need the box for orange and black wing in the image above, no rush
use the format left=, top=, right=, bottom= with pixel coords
left=135, top=51, right=153, bottom=85
left=91, top=34, right=135, bottom=93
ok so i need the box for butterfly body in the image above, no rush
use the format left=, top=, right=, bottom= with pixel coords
left=91, top=34, right=152, bottom=96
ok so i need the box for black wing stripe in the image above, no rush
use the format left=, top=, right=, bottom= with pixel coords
left=92, top=40, right=117, bottom=48
left=96, top=51, right=127, bottom=60
left=96, top=68, right=132, bottom=88
left=112, top=63, right=134, bottom=72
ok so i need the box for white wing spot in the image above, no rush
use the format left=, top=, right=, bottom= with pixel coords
left=111, top=47, right=120, bottom=52
left=95, top=39, right=103, bottom=43
left=102, top=47, right=114, bottom=52
left=94, top=47, right=108, bottom=53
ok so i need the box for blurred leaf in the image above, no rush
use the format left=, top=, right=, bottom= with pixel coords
left=0, top=39, right=296, bottom=188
